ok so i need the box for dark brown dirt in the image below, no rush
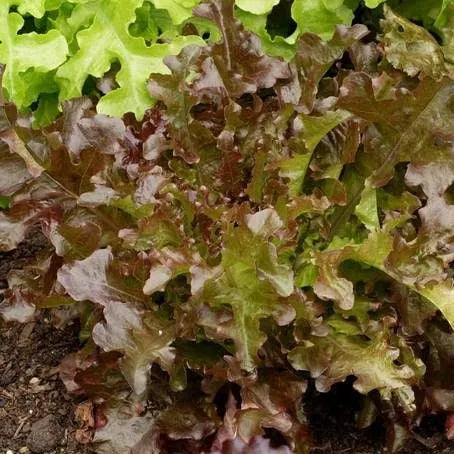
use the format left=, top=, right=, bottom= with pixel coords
left=1, top=234, right=454, bottom=453
left=0, top=232, right=48, bottom=292
left=306, top=380, right=454, bottom=453
left=0, top=234, right=91, bottom=454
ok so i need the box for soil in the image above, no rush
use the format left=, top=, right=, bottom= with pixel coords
left=305, top=381, right=454, bottom=454
left=0, top=234, right=91, bottom=454
left=1, top=234, right=454, bottom=454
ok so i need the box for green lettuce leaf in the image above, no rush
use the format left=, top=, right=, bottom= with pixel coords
left=198, top=209, right=295, bottom=371
left=381, top=6, right=446, bottom=79
left=291, top=0, right=357, bottom=41
left=153, top=0, right=200, bottom=24
left=56, top=0, right=204, bottom=118
left=0, top=3, right=68, bottom=109
left=288, top=330, right=423, bottom=394
left=235, top=0, right=279, bottom=15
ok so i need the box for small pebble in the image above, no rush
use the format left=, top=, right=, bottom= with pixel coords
left=26, top=415, right=63, bottom=454
left=19, top=448, right=30, bottom=454
left=6, top=450, right=14, bottom=454
left=29, top=377, right=40, bottom=385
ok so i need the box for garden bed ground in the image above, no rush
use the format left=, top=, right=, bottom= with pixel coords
left=0, top=234, right=90, bottom=454
left=1, top=236, right=454, bottom=454
left=0, top=319, right=90, bottom=454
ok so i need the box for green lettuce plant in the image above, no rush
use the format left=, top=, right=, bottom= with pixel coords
left=1, top=0, right=453, bottom=124
left=0, top=0, right=206, bottom=122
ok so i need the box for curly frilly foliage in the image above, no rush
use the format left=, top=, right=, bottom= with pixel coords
left=2, top=1, right=454, bottom=452
left=2, top=0, right=454, bottom=123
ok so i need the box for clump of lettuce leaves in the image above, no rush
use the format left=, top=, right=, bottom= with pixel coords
left=2, top=0, right=454, bottom=453
left=2, top=0, right=454, bottom=124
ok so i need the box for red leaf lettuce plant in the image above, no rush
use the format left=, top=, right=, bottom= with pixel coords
left=2, top=1, right=454, bottom=452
